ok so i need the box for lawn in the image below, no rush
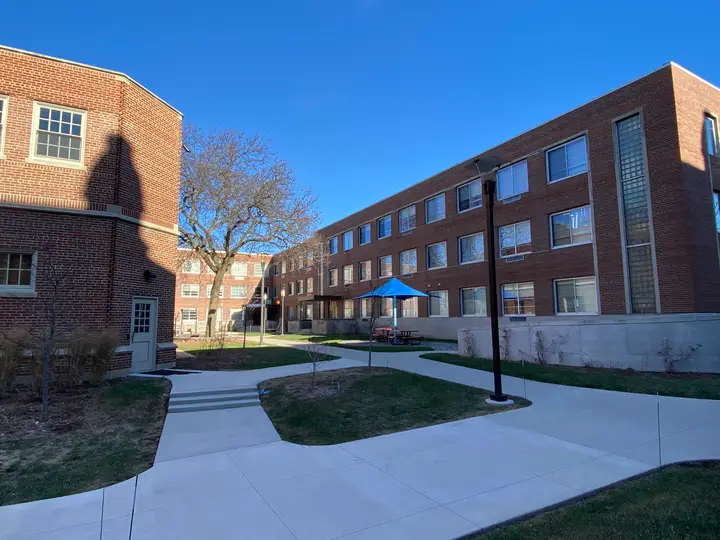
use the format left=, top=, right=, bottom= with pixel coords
left=259, top=367, right=530, bottom=444
left=420, top=353, right=720, bottom=400
left=247, top=333, right=434, bottom=352
left=470, top=461, right=720, bottom=540
left=0, top=378, right=170, bottom=506
left=317, top=341, right=434, bottom=353
left=176, top=341, right=339, bottom=370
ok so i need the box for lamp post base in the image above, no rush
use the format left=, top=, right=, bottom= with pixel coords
left=486, top=396, right=514, bottom=406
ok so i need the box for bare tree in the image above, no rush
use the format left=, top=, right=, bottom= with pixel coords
left=305, top=341, right=328, bottom=388
left=359, top=283, right=383, bottom=369
left=179, top=126, right=319, bottom=336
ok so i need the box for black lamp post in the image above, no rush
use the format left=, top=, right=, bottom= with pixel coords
left=473, top=157, right=509, bottom=403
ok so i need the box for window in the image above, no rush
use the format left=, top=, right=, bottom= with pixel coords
left=402, top=297, right=417, bottom=317
left=0, top=252, right=35, bottom=291
left=426, top=241, right=447, bottom=269
left=461, top=287, right=486, bottom=316
left=499, top=221, right=531, bottom=257
left=272, top=286, right=277, bottom=298
left=232, top=262, right=248, bottom=277
left=33, top=103, right=85, bottom=163
left=378, top=215, right=392, bottom=239
left=182, top=259, right=201, bottom=274
left=399, top=205, right=416, bottom=232
left=457, top=179, right=482, bottom=212
left=231, top=284, right=247, bottom=299
left=0, top=97, right=7, bottom=157
left=296, top=280, right=303, bottom=294
left=502, top=283, right=535, bottom=315
left=181, top=284, right=200, bottom=297
left=342, top=230, right=353, bottom=251
left=307, top=277, right=313, bottom=293
left=378, top=255, right=392, bottom=277
left=281, top=261, right=286, bottom=274
left=706, top=115, right=718, bottom=156
left=343, top=300, right=354, bottom=319
left=400, top=249, right=417, bottom=274
left=297, top=258, right=304, bottom=270
left=551, top=206, right=592, bottom=248
left=555, top=277, right=598, bottom=315
left=360, top=298, right=372, bottom=318
left=381, top=298, right=393, bottom=317
left=343, top=264, right=353, bottom=284
left=329, top=236, right=339, bottom=255
left=206, top=285, right=224, bottom=298
left=429, top=290, right=448, bottom=317
left=280, top=284, right=286, bottom=296
left=180, top=308, right=197, bottom=321
left=459, top=233, right=485, bottom=264
left=497, top=160, right=529, bottom=200
left=359, top=260, right=371, bottom=281
left=328, top=268, right=338, bottom=287
left=273, top=264, right=278, bottom=276
left=359, top=223, right=371, bottom=245
left=425, top=194, right=446, bottom=223
left=714, top=193, right=720, bottom=233
left=288, top=282, right=294, bottom=295
left=253, top=263, right=263, bottom=276
left=289, top=259, right=294, bottom=272
left=547, top=136, right=588, bottom=182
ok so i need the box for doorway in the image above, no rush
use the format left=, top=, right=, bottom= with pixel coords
left=131, top=297, right=158, bottom=372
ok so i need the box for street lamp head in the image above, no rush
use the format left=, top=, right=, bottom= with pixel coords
left=468, top=156, right=505, bottom=176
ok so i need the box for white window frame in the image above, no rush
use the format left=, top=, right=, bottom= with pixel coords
left=400, top=248, right=417, bottom=275
left=342, top=230, right=353, bottom=251
left=206, top=285, right=224, bottom=298
left=328, top=268, right=338, bottom=287
left=343, top=264, right=353, bottom=285
left=306, top=277, right=313, bottom=293
left=0, top=251, right=37, bottom=296
left=360, top=298, right=372, bottom=318
left=428, top=290, right=449, bottom=317
left=378, top=255, right=392, bottom=278
left=181, top=284, right=200, bottom=298
left=501, top=282, right=535, bottom=316
left=458, top=232, right=485, bottom=264
left=343, top=299, right=354, bottom=319
left=460, top=287, right=487, bottom=317
left=499, top=221, right=532, bottom=258
left=328, top=236, right=339, bottom=255
left=29, top=101, right=87, bottom=168
left=358, top=223, right=371, bottom=245
left=546, top=135, right=588, bottom=183
left=426, top=241, right=448, bottom=270
left=550, top=206, right=593, bottom=249
left=497, top=160, right=529, bottom=200
left=0, top=96, right=8, bottom=159
left=554, top=277, right=598, bottom=315
left=377, top=215, right=392, bottom=239
left=425, top=193, right=446, bottom=223
left=253, top=262, right=263, bottom=276
left=297, top=279, right=304, bottom=294
left=401, top=297, right=418, bottom=318
left=180, top=308, right=197, bottom=321
left=456, top=179, right=482, bottom=213
left=399, top=205, right=416, bottom=233
left=706, top=115, right=718, bottom=156
left=359, top=260, right=371, bottom=281
left=182, top=259, right=201, bottom=274
left=231, top=285, right=246, bottom=299
left=231, top=261, right=248, bottom=277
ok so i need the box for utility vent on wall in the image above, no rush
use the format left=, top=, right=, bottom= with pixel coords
left=504, top=255, right=525, bottom=263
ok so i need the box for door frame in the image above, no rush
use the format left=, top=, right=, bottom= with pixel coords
left=130, top=296, right=158, bottom=371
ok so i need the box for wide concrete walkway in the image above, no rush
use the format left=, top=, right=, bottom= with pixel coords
left=2, top=348, right=719, bottom=540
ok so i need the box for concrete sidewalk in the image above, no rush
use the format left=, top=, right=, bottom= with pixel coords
left=2, top=351, right=719, bottom=540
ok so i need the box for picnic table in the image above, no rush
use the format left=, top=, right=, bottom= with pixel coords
left=393, top=330, right=423, bottom=345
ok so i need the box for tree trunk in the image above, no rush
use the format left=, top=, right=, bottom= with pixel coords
left=205, top=264, right=230, bottom=337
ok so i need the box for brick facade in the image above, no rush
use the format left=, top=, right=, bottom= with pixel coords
left=271, top=63, right=720, bottom=336
left=0, top=46, right=182, bottom=372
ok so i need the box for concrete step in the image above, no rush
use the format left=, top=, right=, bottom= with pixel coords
left=169, top=393, right=259, bottom=406
left=172, top=387, right=257, bottom=398
left=168, top=397, right=261, bottom=414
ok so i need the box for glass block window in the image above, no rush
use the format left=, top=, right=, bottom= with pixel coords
left=343, top=230, right=353, bottom=251
left=231, top=262, right=248, bottom=277
left=359, top=223, right=371, bottom=245
left=616, top=114, right=657, bottom=314
left=461, top=287, right=486, bottom=316
left=457, top=179, right=482, bottom=212
left=344, top=300, right=354, bottom=319
left=426, top=241, right=447, bottom=269
left=182, top=259, right=201, bottom=273
left=206, top=285, right=224, bottom=298
left=706, top=115, right=718, bottom=156
left=459, top=233, right=484, bottom=263
left=499, top=221, right=531, bottom=257
left=402, top=297, right=418, bottom=317
left=429, top=290, right=448, bottom=317
left=34, top=104, right=84, bottom=162
left=378, top=215, right=392, bottom=239
left=378, top=255, right=392, bottom=277
left=359, top=260, right=371, bottom=281
left=343, top=264, right=353, bottom=284
left=399, top=205, right=416, bottom=232
left=425, top=194, right=446, bottom=223
left=328, top=268, right=338, bottom=286
left=551, top=206, right=592, bottom=247
left=502, top=282, right=535, bottom=315
left=328, top=236, right=338, bottom=255
left=555, top=277, right=597, bottom=314
left=381, top=298, right=393, bottom=317
left=0, top=253, right=34, bottom=289
left=231, top=285, right=247, bottom=298
left=400, top=249, right=417, bottom=274
left=547, top=136, right=588, bottom=182
left=181, top=284, right=199, bottom=297
left=497, top=160, right=529, bottom=200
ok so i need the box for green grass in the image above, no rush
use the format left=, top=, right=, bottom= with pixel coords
left=176, top=341, right=339, bottom=370
left=320, top=342, right=434, bottom=352
left=420, top=353, right=720, bottom=400
left=259, top=367, right=530, bottom=445
left=470, top=461, right=720, bottom=540
left=245, top=333, right=435, bottom=352
left=0, top=379, right=170, bottom=506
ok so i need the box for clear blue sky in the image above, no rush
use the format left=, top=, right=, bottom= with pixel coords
left=5, top=0, right=718, bottom=226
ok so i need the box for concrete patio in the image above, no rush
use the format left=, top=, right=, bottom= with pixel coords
left=1, top=347, right=719, bottom=540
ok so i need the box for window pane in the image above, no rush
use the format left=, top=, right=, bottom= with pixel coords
left=460, top=234, right=484, bottom=263
left=426, top=195, right=445, bottom=222
left=575, top=277, right=597, bottom=313
left=518, top=282, right=535, bottom=315
left=500, top=226, right=516, bottom=256
left=548, top=146, right=567, bottom=181
left=570, top=207, right=592, bottom=243
left=402, top=297, right=417, bottom=317
left=552, top=214, right=571, bottom=246
left=461, top=288, right=486, bottom=316
left=427, top=243, right=447, bottom=268
left=497, top=168, right=513, bottom=200
left=566, top=138, right=587, bottom=175
left=515, top=222, right=531, bottom=253
left=400, top=249, right=417, bottom=274
left=555, top=280, right=576, bottom=313
left=399, top=206, right=416, bottom=232
left=458, top=180, right=482, bottom=211
left=513, top=160, right=529, bottom=194
left=714, top=193, right=720, bottom=233
left=429, top=290, right=448, bottom=316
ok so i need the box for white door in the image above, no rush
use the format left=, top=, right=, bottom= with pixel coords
left=131, top=297, right=157, bottom=372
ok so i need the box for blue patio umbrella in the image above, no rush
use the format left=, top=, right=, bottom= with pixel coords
left=355, top=278, right=429, bottom=338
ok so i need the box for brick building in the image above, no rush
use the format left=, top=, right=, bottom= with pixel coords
left=174, top=249, right=273, bottom=335
left=271, top=62, right=720, bottom=369
left=0, top=46, right=182, bottom=374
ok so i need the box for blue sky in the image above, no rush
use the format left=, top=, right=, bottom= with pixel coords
left=5, top=0, right=718, bottom=226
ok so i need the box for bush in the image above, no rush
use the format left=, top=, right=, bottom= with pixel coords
left=64, top=329, right=119, bottom=386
